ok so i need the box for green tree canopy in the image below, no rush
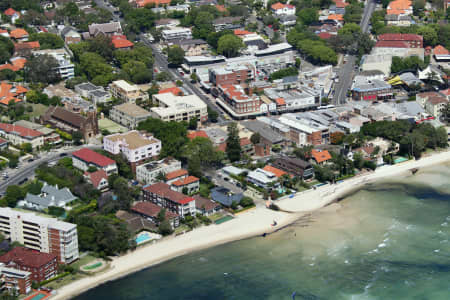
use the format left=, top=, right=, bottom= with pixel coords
left=226, top=122, right=241, bottom=162
left=217, top=34, right=245, bottom=58
left=167, top=45, right=185, bottom=66
left=29, top=33, right=64, bottom=49
left=25, top=54, right=61, bottom=84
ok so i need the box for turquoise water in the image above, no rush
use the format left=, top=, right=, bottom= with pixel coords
left=135, top=233, right=151, bottom=244
left=30, top=293, right=46, bottom=300
left=77, top=164, right=450, bottom=300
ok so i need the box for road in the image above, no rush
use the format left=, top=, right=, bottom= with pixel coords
left=94, top=0, right=121, bottom=21
left=332, top=0, right=376, bottom=105
left=140, top=35, right=227, bottom=123
left=0, top=145, right=101, bottom=194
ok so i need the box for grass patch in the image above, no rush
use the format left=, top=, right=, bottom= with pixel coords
left=43, top=273, right=86, bottom=290
left=71, top=254, right=97, bottom=270
left=208, top=212, right=225, bottom=222
left=83, top=262, right=102, bottom=270
left=25, top=103, right=48, bottom=119
left=174, top=224, right=190, bottom=235
left=214, top=215, right=234, bottom=224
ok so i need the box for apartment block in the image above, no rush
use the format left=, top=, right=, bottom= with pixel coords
left=72, top=148, right=118, bottom=175
left=0, top=208, right=79, bottom=264
left=109, top=103, right=152, bottom=129
left=216, top=84, right=261, bottom=115
left=151, top=93, right=208, bottom=123
left=136, top=158, right=181, bottom=185
left=161, top=27, right=192, bottom=41
left=0, top=263, right=31, bottom=294
left=109, top=80, right=149, bottom=103
left=0, top=123, right=44, bottom=149
left=209, top=64, right=255, bottom=86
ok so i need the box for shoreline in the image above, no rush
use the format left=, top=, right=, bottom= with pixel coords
left=51, top=150, right=450, bottom=300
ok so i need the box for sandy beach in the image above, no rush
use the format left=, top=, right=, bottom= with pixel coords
left=51, top=150, right=450, bottom=300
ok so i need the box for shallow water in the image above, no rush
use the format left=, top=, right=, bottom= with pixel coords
left=77, top=165, right=450, bottom=300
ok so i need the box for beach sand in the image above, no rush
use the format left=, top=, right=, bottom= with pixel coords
left=51, top=150, right=450, bottom=300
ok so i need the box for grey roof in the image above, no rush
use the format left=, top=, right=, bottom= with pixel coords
left=23, top=183, right=77, bottom=209
left=211, top=187, right=243, bottom=207
left=242, top=120, right=284, bottom=144
left=76, top=82, right=99, bottom=92
left=90, top=89, right=109, bottom=98
left=88, top=22, right=121, bottom=36
left=213, top=16, right=241, bottom=25
left=60, top=26, right=78, bottom=38
left=244, top=39, right=268, bottom=50
left=278, top=14, right=297, bottom=21
left=171, top=39, right=207, bottom=46
left=359, top=70, right=385, bottom=76
left=282, top=75, right=298, bottom=84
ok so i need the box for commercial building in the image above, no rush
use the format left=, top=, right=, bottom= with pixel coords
left=109, top=103, right=152, bottom=129
left=0, top=123, right=44, bottom=149
left=351, top=77, right=394, bottom=101
left=103, top=131, right=161, bottom=170
left=272, top=157, right=314, bottom=179
left=0, top=208, right=79, bottom=264
left=0, top=247, right=56, bottom=283
left=72, top=148, right=118, bottom=175
left=142, top=182, right=196, bottom=218
left=151, top=93, right=208, bottom=123
left=136, top=158, right=181, bottom=185
left=109, top=80, right=149, bottom=103
left=41, top=106, right=98, bottom=141
left=278, top=114, right=330, bottom=146
left=161, top=27, right=192, bottom=41
left=216, top=84, right=261, bottom=116
left=0, top=263, right=31, bottom=295
left=20, top=183, right=77, bottom=211
left=209, top=64, right=255, bottom=86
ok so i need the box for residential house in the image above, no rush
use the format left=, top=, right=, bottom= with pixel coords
left=247, top=168, right=279, bottom=189
left=165, top=169, right=188, bottom=184
left=19, top=183, right=77, bottom=211
left=193, top=195, right=221, bottom=216
left=14, top=41, right=40, bottom=56
left=212, top=17, right=242, bottom=32
left=0, top=207, right=79, bottom=264
left=386, top=0, right=412, bottom=17
left=103, top=131, right=161, bottom=171
left=170, top=39, right=208, bottom=56
left=262, top=165, right=287, bottom=178
left=0, top=247, right=57, bottom=283
left=72, top=148, right=118, bottom=175
left=4, top=8, right=20, bottom=23
left=109, top=80, right=149, bottom=103
left=41, top=106, right=99, bottom=141
left=109, top=103, right=152, bottom=129
left=0, top=57, right=27, bottom=72
left=75, top=82, right=111, bottom=104
left=142, top=182, right=196, bottom=218
left=88, top=22, right=122, bottom=37
left=136, top=0, right=171, bottom=7
left=425, top=96, right=448, bottom=118
left=151, top=93, right=208, bottom=123
left=0, top=29, right=9, bottom=38
left=61, top=97, right=95, bottom=114
left=272, top=157, right=314, bottom=179
left=154, top=18, right=181, bottom=29
left=0, top=81, right=27, bottom=106
left=278, top=14, right=297, bottom=26
left=210, top=187, right=243, bottom=207
left=0, top=123, right=44, bottom=149
left=433, top=45, right=450, bottom=61
left=0, top=264, right=31, bottom=295
left=377, top=33, right=423, bottom=48
left=131, top=201, right=179, bottom=228
left=9, top=28, right=28, bottom=42
left=13, top=120, right=61, bottom=146
left=111, top=35, right=134, bottom=50
left=60, top=26, right=81, bottom=44
left=311, top=149, right=332, bottom=164
left=136, top=158, right=182, bottom=185
left=170, top=176, right=200, bottom=194
left=271, top=2, right=296, bottom=15
left=84, top=169, right=109, bottom=191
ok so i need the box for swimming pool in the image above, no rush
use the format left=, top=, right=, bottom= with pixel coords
left=29, top=293, right=46, bottom=300
left=135, top=232, right=152, bottom=245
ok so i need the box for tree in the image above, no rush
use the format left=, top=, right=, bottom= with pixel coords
left=226, top=122, right=241, bottom=162
left=190, top=72, right=199, bottom=83
left=188, top=117, right=198, bottom=130
left=297, top=8, right=318, bottom=25
left=269, top=67, right=298, bottom=81
left=79, top=52, right=114, bottom=85
left=29, top=33, right=64, bottom=49
left=250, top=132, right=261, bottom=145
left=4, top=185, right=25, bottom=208
left=181, top=137, right=223, bottom=177
left=217, top=34, right=245, bottom=58
left=21, top=143, right=32, bottom=153
left=159, top=219, right=173, bottom=235
left=330, top=132, right=345, bottom=145
left=417, top=25, right=438, bottom=46
left=293, top=145, right=313, bottom=160
left=157, top=208, right=166, bottom=223
left=240, top=196, right=254, bottom=207
left=295, top=57, right=301, bottom=68
left=122, top=60, right=152, bottom=84
left=208, top=106, right=219, bottom=122
left=0, top=36, right=14, bottom=64
left=167, top=45, right=185, bottom=66
left=25, top=54, right=61, bottom=84
left=155, top=71, right=172, bottom=82
left=73, top=131, right=83, bottom=145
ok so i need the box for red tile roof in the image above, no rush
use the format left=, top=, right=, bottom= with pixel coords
left=0, top=123, right=43, bottom=138
left=234, top=29, right=254, bottom=36
left=85, top=169, right=108, bottom=188
left=132, top=201, right=179, bottom=218
left=0, top=58, right=27, bottom=72
left=187, top=130, right=208, bottom=140
left=328, top=14, right=344, bottom=21
left=440, top=88, right=450, bottom=96
left=172, top=175, right=199, bottom=186
left=433, top=45, right=450, bottom=55
left=4, top=8, right=19, bottom=17
left=263, top=165, right=287, bottom=178
left=0, top=82, right=27, bottom=105
left=317, top=32, right=333, bottom=40
left=0, top=138, right=7, bottom=145
left=14, top=41, right=40, bottom=52
left=136, top=0, right=170, bottom=7
left=165, top=169, right=188, bottom=180
left=378, top=33, right=422, bottom=42
left=311, top=149, right=332, bottom=163
left=0, top=247, right=56, bottom=269
left=216, top=142, right=226, bottom=152
left=159, top=87, right=183, bottom=96
left=111, top=35, right=134, bottom=49
left=9, top=28, right=28, bottom=39
left=375, top=40, right=410, bottom=48
left=143, top=182, right=195, bottom=204
left=275, top=97, right=286, bottom=105
left=193, top=195, right=221, bottom=211
left=215, top=4, right=227, bottom=12
left=72, top=148, right=116, bottom=167
left=271, top=2, right=295, bottom=10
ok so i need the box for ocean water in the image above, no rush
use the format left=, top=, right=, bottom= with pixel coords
left=77, top=164, right=450, bottom=300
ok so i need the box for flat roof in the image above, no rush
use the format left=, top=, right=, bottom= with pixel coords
left=112, top=80, right=138, bottom=92
left=112, top=102, right=152, bottom=117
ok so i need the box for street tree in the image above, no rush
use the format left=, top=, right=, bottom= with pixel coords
left=217, top=34, right=245, bottom=58
left=226, top=122, right=241, bottom=162
left=167, top=45, right=185, bottom=66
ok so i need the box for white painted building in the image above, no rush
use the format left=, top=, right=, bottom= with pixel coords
left=162, top=27, right=192, bottom=41
left=0, top=123, right=44, bottom=149
left=136, top=158, right=182, bottom=185
left=151, top=93, right=208, bottom=123
left=33, top=48, right=75, bottom=79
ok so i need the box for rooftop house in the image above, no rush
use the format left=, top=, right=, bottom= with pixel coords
left=20, top=183, right=77, bottom=210
left=271, top=2, right=296, bottom=15
left=4, top=8, right=20, bottom=23
left=247, top=168, right=280, bottom=189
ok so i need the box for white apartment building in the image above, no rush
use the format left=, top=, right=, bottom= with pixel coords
left=162, top=27, right=192, bottom=41
left=0, top=123, right=44, bottom=149
left=136, top=158, right=181, bottom=185
left=109, top=80, right=148, bottom=103
left=103, top=130, right=161, bottom=164
left=271, top=3, right=296, bottom=16
left=33, top=48, right=75, bottom=79
left=109, top=102, right=152, bottom=129
left=0, top=208, right=79, bottom=264
left=151, top=93, right=208, bottom=123
left=246, top=168, right=279, bottom=189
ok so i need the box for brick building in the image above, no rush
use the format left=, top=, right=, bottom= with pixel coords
left=209, top=64, right=255, bottom=86
left=377, top=33, right=423, bottom=48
